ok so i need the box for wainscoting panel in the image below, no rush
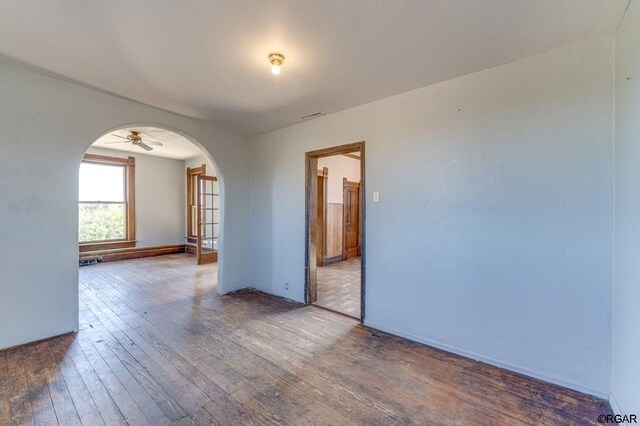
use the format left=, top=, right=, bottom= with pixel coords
left=326, top=203, right=343, bottom=258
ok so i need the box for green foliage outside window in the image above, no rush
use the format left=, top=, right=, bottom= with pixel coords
left=79, top=203, right=125, bottom=242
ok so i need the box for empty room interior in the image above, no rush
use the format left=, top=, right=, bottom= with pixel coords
left=1, top=1, right=639, bottom=424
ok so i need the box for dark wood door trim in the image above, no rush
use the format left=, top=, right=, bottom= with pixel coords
left=305, top=141, right=366, bottom=322
left=306, top=142, right=363, bottom=158
left=317, top=167, right=328, bottom=267
left=186, top=164, right=206, bottom=240
left=305, top=156, right=319, bottom=304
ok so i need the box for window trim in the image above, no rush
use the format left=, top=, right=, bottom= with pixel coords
left=79, top=153, right=136, bottom=252
left=186, top=164, right=206, bottom=243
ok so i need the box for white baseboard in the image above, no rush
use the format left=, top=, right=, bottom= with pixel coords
left=364, top=320, right=609, bottom=400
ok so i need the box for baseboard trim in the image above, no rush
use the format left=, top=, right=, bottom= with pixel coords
left=322, top=255, right=343, bottom=266
left=79, top=244, right=188, bottom=263
left=364, top=321, right=609, bottom=400
left=609, top=392, right=622, bottom=416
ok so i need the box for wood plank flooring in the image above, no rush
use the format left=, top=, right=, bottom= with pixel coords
left=0, top=254, right=611, bottom=425
left=315, top=257, right=361, bottom=318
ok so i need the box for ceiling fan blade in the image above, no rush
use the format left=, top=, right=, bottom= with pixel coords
left=145, top=141, right=163, bottom=146
left=103, top=140, right=131, bottom=144
left=110, top=133, right=129, bottom=140
left=138, top=142, right=153, bottom=151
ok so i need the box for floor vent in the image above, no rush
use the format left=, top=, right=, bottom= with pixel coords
left=79, top=257, right=98, bottom=267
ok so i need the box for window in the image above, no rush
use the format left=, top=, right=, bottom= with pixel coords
left=186, top=164, right=206, bottom=242
left=79, top=154, right=135, bottom=251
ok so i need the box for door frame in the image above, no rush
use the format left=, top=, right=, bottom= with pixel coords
left=317, top=167, right=328, bottom=267
left=186, top=163, right=206, bottom=244
left=305, top=141, right=365, bottom=322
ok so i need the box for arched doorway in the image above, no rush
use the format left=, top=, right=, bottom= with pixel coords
left=77, top=124, right=225, bottom=298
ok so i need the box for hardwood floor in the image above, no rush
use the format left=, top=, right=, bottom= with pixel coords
left=315, top=257, right=361, bottom=318
left=0, top=254, right=611, bottom=425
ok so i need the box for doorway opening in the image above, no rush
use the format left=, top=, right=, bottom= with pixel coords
left=78, top=126, right=223, bottom=303
left=186, top=165, right=220, bottom=265
left=305, top=142, right=365, bottom=320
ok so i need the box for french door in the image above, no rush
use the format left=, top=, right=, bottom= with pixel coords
left=196, top=175, right=219, bottom=265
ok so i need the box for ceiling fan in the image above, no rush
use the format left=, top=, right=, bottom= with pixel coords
left=103, top=130, right=163, bottom=151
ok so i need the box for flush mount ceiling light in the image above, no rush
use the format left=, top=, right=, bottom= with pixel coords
left=268, top=53, right=285, bottom=75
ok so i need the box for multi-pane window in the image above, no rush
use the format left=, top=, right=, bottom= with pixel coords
left=79, top=154, right=135, bottom=247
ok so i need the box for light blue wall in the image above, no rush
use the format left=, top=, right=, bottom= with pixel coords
left=250, top=37, right=615, bottom=396
left=611, top=0, right=640, bottom=415
left=86, top=146, right=187, bottom=248
left=0, top=62, right=251, bottom=350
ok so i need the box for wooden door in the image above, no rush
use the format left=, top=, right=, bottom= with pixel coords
left=342, top=179, right=360, bottom=260
left=196, top=175, right=219, bottom=265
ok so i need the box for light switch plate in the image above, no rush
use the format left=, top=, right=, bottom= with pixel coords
left=373, top=191, right=380, bottom=203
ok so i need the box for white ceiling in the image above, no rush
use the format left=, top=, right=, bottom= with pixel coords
left=0, top=1, right=629, bottom=135
left=93, top=127, right=203, bottom=160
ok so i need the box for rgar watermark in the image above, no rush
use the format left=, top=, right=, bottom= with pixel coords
left=598, top=414, right=638, bottom=424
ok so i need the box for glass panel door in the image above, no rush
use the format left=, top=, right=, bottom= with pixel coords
left=196, top=175, right=219, bottom=265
